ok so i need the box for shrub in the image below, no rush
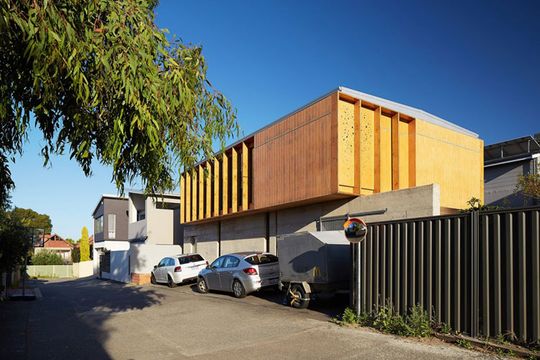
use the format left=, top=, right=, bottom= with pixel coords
left=406, top=305, right=432, bottom=337
left=32, top=251, right=63, bottom=265
left=71, top=247, right=80, bottom=263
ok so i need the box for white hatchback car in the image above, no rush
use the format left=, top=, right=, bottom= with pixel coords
left=151, top=254, right=208, bottom=287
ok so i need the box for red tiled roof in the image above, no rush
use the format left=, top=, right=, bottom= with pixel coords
left=44, top=239, right=73, bottom=249
left=37, top=233, right=73, bottom=249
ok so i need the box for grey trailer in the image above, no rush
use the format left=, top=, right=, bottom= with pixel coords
left=277, top=231, right=351, bottom=308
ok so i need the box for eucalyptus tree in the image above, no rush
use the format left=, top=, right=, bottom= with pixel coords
left=0, top=0, right=238, bottom=208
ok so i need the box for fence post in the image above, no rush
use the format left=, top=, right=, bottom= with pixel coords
left=470, top=210, right=480, bottom=337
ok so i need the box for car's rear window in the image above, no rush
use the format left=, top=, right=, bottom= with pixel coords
left=178, top=254, right=204, bottom=264
left=245, top=254, right=278, bottom=265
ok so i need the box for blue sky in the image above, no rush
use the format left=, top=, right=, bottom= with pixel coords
left=10, top=0, right=540, bottom=240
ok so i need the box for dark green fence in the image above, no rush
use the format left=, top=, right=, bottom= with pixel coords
left=352, top=206, right=540, bottom=343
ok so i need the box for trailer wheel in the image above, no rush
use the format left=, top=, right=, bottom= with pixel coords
left=288, top=284, right=309, bottom=309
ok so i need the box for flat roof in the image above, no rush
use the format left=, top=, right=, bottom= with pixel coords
left=91, top=194, right=128, bottom=217
left=484, top=134, right=540, bottom=163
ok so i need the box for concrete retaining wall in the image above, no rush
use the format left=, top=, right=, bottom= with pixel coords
left=130, top=243, right=182, bottom=274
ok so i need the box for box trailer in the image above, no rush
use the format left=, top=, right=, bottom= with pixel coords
left=277, top=231, right=351, bottom=308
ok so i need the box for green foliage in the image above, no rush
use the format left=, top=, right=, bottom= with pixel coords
left=71, top=247, right=80, bottom=263
left=0, top=210, right=32, bottom=272
left=31, top=250, right=64, bottom=265
left=461, top=197, right=500, bottom=212
left=0, top=0, right=238, bottom=209
left=9, top=207, right=52, bottom=232
left=515, top=174, right=540, bottom=202
left=79, top=226, right=90, bottom=262
left=336, top=302, right=431, bottom=338
left=405, top=305, right=432, bottom=337
left=456, top=339, right=472, bottom=350
left=338, top=307, right=360, bottom=325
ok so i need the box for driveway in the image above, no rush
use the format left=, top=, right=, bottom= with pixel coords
left=0, top=278, right=494, bottom=359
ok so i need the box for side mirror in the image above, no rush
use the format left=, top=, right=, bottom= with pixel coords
left=153, top=265, right=157, bottom=269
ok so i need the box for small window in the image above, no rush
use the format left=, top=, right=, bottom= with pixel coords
left=108, top=214, right=116, bottom=239
left=158, top=258, right=167, bottom=267
left=94, top=216, right=103, bottom=234
left=189, top=254, right=204, bottom=263
left=245, top=254, right=278, bottom=265
left=223, top=256, right=240, bottom=268
left=178, top=257, right=189, bottom=265
left=156, top=202, right=180, bottom=210
left=137, top=209, right=145, bottom=221
left=211, top=257, right=225, bottom=269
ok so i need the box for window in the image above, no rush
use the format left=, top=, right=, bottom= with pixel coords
left=245, top=254, right=278, bottom=265
left=156, top=202, right=180, bottom=210
left=158, top=258, right=167, bottom=267
left=223, top=256, right=240, bottom=268
left=94, top=216, right=103, bottom=234
left=211, top=256, right=225, bottom=269
left=167, top=258, right=175, bottom=266
left=137, top=209, right=145, bottom=221
left=108, top=214, right=116, bottom=239
left=178, top=254, right=204, bottom=264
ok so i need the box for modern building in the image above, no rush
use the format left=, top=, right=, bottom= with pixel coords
left=127, top=192, right=182, bottom=284
left=179, top=87, right=484, bottom=262
left=484, top=134, right=540, bottom=207
left=91, top=193, right=182, bottom=284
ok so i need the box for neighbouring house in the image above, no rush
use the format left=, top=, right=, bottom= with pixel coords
left=91, top=195, right=130, bottom=282
left=484, top=133, right=540, bottom=207
left=180, top=87, right=484, bottom=262
left=91, top=193, right=183, bottom=284
left=127, top=191, right=183, bottom=284
left=34, top=234, right=74, bottom=264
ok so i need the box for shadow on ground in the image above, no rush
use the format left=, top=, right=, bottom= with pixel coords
left=187, top=281, right=349, bottom=319
left=0, top=277, right=164, bottom=360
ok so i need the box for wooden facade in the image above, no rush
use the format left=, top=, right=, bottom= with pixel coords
left=180, top=88, right=484, bottom=224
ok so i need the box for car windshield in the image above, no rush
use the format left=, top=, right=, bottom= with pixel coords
left=244, top=254, right=278, bottom=265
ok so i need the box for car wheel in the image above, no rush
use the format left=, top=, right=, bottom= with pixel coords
left=232, top=280, right=246, bottom=298
left=167, top=275, right=177, bottom=288
left=197, top=277, right=208, bottom=293
left=287, top=284, right=309, bottom=309
left=150, top=273, right=157, bottom=285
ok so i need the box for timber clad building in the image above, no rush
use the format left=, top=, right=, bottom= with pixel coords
left=180, top=87, right=484, bottom=262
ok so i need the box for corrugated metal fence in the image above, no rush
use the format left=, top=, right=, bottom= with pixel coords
left=351, top=206, right=540, bottom=343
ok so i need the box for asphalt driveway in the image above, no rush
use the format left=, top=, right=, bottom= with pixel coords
left=0, top=278, right=495, bottom=359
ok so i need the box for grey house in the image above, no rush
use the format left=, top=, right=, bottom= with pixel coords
left=92, top=195, right=129, bottom=242
left=484, top=134, right=540, bottom=207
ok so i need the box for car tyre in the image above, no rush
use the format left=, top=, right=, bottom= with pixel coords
left=287, top=284, right=309, bottom=309
left=197, top=277, right=209, bottom=293
left=150, top=273, right=157, bottom=285
left=167, top=275, right=177, bottom=288
left=232, top=280, right=246, bottom=298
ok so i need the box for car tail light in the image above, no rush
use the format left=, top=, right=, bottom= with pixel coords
left=174, top=266, right=182, bottom=272
left=243, top=267, right=258, bottom=275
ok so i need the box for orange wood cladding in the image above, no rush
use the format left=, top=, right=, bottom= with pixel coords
left=179, top=89, right=483, bottom=224
left=253, top=93, right=338, bottom=209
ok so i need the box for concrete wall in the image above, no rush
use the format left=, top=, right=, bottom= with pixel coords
left=130, top=243, right=183, bottom=274
left=184, top=184, right=440, bottom=261
left=73, top=261, right=94, bottom=278
left=184, top=222, right=219, bottom=261
left=146, top=197, right=180, bottom=244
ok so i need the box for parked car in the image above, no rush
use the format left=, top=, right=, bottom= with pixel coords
left=197, top=252, right=279, bottom=298
left=151, top=254, right=208, bottom=287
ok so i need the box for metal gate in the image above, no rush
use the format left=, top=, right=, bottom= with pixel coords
left=352, top=206, right=540, bottom=343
